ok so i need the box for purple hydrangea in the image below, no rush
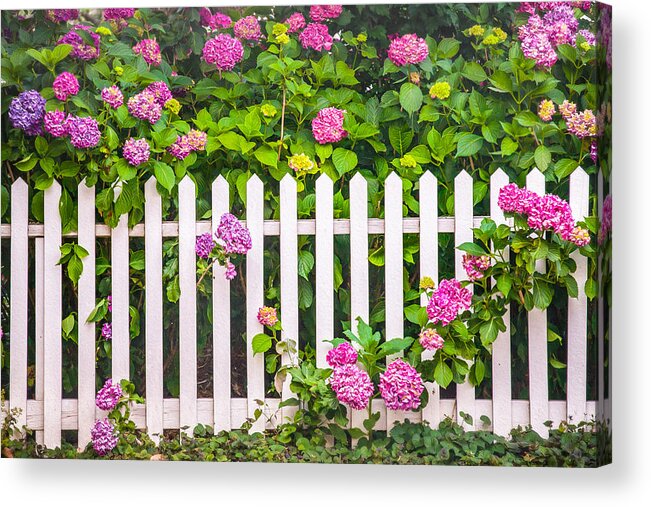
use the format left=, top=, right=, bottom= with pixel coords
left=91, top=418, right=118, bottom=455
left=52, top=72, right=79, bottom=101
left=145, top=81, right=172, bottom=106
left=103, top=9, right=136, bottom=20
left=202, top=33, right=244, bottom=72
left=43, top=110, right=69, bottom=138
left=101, top=322, right=112, bottom=340
left=379, top=359, right=424, bottom=411
left=46, top=9, right=79, bottom=23
left=122, top=137, right=150, bottom=166
left=216, top=213, right=252, bottom=255
left=66, top=116, right=101, bottom=149
left=95, top=379, right=123, bottom=411
left=195, top=232, right=216, bottom=259
left=101, top=85, right=124, bottom=109
left=326, top=342, right=358, bottom=368
left=224, top=260, right=237, bottom=280
left=133, top=38, right=161, bottom=66
left=127, top=91, right=162, bottom=124
left=233, top=15, right=262, bottom=41
left=329, top=364, right=374, bottom=410
left=8, top=90, right=46, bottom=136
left=57, top=25, right=100, bottom=60
left=426, top=279, right=472, bottom=327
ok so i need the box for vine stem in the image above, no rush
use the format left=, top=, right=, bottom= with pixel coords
left=196, top=258, right=218, bottom=288
left=277, top=85, right=287, bottom=161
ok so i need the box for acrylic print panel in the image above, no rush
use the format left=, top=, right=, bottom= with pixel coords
left=0, top=2, right=611, bottom=466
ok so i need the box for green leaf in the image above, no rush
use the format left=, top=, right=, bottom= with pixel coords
left=496, top=273, right=512, bottom=297
left=35, top=137, right=48, bottom=157
left=298, top=249, right=315, bottom=279
left=399, top=82, right=423, bottom=115
left=253, top=145, right=278, bottom=168
left=67, top=254, right=83, bottom=286
left=564, top=275, right=579, bottom=298
left=480, top=319, right=500, bottom=347
left=585, top=278, right=598, bottom=300
left=15, top=155, right=39, bottom=172
left=456, top=133, right=483, bottom=157
left=252, top=333, right=272, bottom=355
left=62, top=314, right=75, bottom=336
left=514, top=111, right=540, bottom=127
left=462, top=61, right=487, bottom=83
left=437, top=38, right=460, bottom=58
left=474, top=357, right=485, bottom=384
left=554, top=158, right=579, bottom=180
left=332, top=148, right=357, bottom=176
left=533, top=278, right=553, bottom=309
left=534, top=145, right=552, bottom=172
left=457, top=242, right=487, bottom=256
left=549, top=356, right=567, bottom=369
left=488, top=70, right=513, bottom=93
left=116, top=159, right=137, bottom=181
left=51, top=44, right=73, bottom=66
left=378, top=337, right=414, bottom=357
left=217, top=131, right=245, bottom=151
left=368, top=246, right=384, bottom=266
left=314, top=143, right=333, bottom=163
left=501, top=137, right=518, bottom=156
left=434, top=359, right=453, bottom=388
left=388, top=126, right=413, bottom=156
left=153, top=161, right=176, bottom=192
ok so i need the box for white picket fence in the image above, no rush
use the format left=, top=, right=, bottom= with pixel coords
left=0, top=167, right=608, bottom=449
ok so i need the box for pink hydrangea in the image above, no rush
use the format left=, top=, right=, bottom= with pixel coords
left=52, top=72, right=79, bottom=101
left=590, top=139, right=598, bottom=164
left=101, top=85, right=124, bottom=109
left=127, top=91, right=162, bottom=124
left=200, top=8, right=232, bottom=30
left=387, top=34, right=429, bottom=66
left=145, top=81, right=172, bottom=106
left=543, top=4, right=578, bottom=46
left=311, top=107, right=347, bottom=144
left=517, top=15, right=558, bottom=68
left=566, top=109, right=597, bottom=138
left=574, top=29, right=596, bottom=47
left=419, top=328, right=444, bottom=351
left=101, top=322, right=112, bottom=340
left=234, top=15, right=262, bottom=41
left=122, top=137, right=150, bottom=166
left=225, top=260, right=237, bottom=280
left=559, top=100, right=577, bottom=120
left=186, top=129, right=208, bottom=151
left=538, top=99, right=556, bottom=121
left=329, top=364, right=374, bottom=410
left=133, top=39, right=162, bottom=66
left=66, top=116, right=101, bottom=149
left=43, top=110, right=69, bottom=138
left=379, top=359, right=424, bottom=411
left=285, top=12, right=306, bottom=33
left=326, top=342, right=358, bottom=368
left=103, top=9, right=135, bottom=20
left=299, top=23, right=333, bottom=51
left=167, top=130, right=207, bottom=160
left=91, top=418, right=118, bottom=455
left=598, top=194, right=612, bottom=245
left=309, top=5, right=343, bottom=22
left=216, top=213, right=252, bottom=255
left=95, top=379, right=123, bottom=411
left=257, top=306, right=278, bottom=327
left=202, top=34, right=244, bottom=71
left=195, top=232, right=216, bottom=259
left=426, top=278, right=472, bottom=327
left=46, top=9, right=79, bottom=22
left=497, top=183, right=538, bottom=215
left=462, top=254, right=491, bottom=281
left=57, top=25, right=100, bottom=61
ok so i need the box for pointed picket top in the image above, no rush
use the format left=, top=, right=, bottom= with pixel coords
left=419, top=170, right=436, bottom=186
left=569, top=166, right=589, bottom=220
left=144, top=175, right=158, bottom=195
left=280, top=172, right=297, bottom=192
left=526, top=168, right=545, bottom=193
left=211, top=175, right=230, bottom=217
left=178, top=174, right=196, bottom=195
left=490, top=168, right=509, bottom=220
left=11, top=176, right=28, bottom=194
left=351, top=171, right=367, bottom=185
left=454, top=169, right=473, bottom=184
left=316, top=172, right=334, bottom=191
left=385, top=170, right=402, bottom=188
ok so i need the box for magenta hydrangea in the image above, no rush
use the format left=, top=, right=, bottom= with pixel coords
left=326, top=342, right=358, bottom=368
left=202, top=34, right=244, bottom=71
left=543, top=4, right=578, bottom=46
left=233, top=15, right=262, bottom=41
left=387, top=34, right=429, bottom=66
left=103, top=9, right=135, bottom=20
left=497, top=183, right=538, bottom=215
left=195, top=232, right=216, bottom=259
left=285, top=12, right=306, bottom=33
left=257, top=306, right=279, bottom=327
left=379, top=359, right=424, bottom=411
left=43, top=110, right=69, bottom=138
left=66, top=116, right=101, bottom=149
left=101, top=322, right=112, bottom=340
left=590, top=139, right=598, bottom=164
left=133, top=38, right=162, bottom=66
left=311, top=107, right=347, bottom=144
left=101, top=85, right=124, bottom=109
left=186, top=129, right=208, bottom=151
left=216, top=213, right=252, bottom=255
left=329, top=364, right=374, bottom=410
left=95, top=379, right=123, bottom=411
left=419, top=328, right=444, bottom=351
left=91, top=418, right=118, bottom=455
left=122, top=137, right=150, bottom=166
left=566, top=109, right=597, bottom=138
left=309, top=5, right=343, bottom=22
left=200, top=8, right=232, bottom=30
left=9, top=90, right=46, bottom=136
left=52, top=72, right=79, bottom=101
left=46, top=9, right=79, bottom=23
left=575, top=29, right=596, bottom=47
left=145, top=81, right=173, bottom=106
left=517, top=15, right=558, bottom=68
left=426, top=278, right=472, bottom=327
left=224, top=260, right=237, bottom=280
left=299, top=23, right=333, bottom=51
left=127, top=91, right=162, bottom=124
left=598, top=194, right=612, bottom=245
left=167, top=129, right=207, bottom=160
left=462, top=254, right=491, bottom=281
left=57, top=25, right=100, bottom=60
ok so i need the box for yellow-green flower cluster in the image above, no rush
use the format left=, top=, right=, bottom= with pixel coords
left=357, top=33, right=367, bottom=43
left=164, top=98, right=181, bottom=115
left=468, top=25, right=485, bottom=37
left=96, top=26, right=112, bottom=36
left=400, top=154, right=417, bottom=168
left=272, top=23, right=290, bottom=45
left=419, top=276, right=436, bottom=290
left=261, top=104, right=277, bottom=118
left=288, top=153, right=316, bottom=174
left=429, top=81, right=451, bottom=100
left=482, top=27, right=507, bottom=45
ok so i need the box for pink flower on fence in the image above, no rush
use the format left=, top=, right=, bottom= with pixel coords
left=518, top=15, right=558, bottom=68
left=122, top=137, right=150, bottom=166
left=224, top=260, right=237, bottom=280
left=133, top=39, right=162, bottom=66
left=257, top=306, right=278, bottom=327
left=66, top=116, right=101, bottom=149
left=566, top=109, right=597, bottom=138
left=216, top=213, right=252, bottom=255
left=202, top=34, right=244, bottom=71
left=419, top=328, right=444, bottom=351
left=426, top=278, right=472, bottom=327
left=496, top=183, right=537, bottom=215
left=101, top=322, right=112, bottom=340
left=299, top=23, right=333, bottom=51
left=128, top=91, right=162, bottom=124
left=57, top=25, right=100, bottom=60
left=186, top=129, right=208, bottom=151
left=285, top=12, right=306, bottom=33
left=43, top=110, right=69, bottom=138
left=309, top=5, right=343, bottom=22
left=462, top=254, right=491, bottom=281
left=326, top=342, right=358, bottom=368
left=53, top=72, right=79, bottom=101
left=387, top=34, right=429, bottom=66
left=195, top=232, right=216, bottom=259
left=101, top=85, right=124, bottom=109
left=95, top=379, right=123, bottom=411
left=329, top=364, right=374, bottom=410
left=234, top=15, right=262, bottom=41
left=168, top=129, right=207, bottom=160
left=379, top=359, right=424, bottom=411
left=200, top=8, right=232, bottom=30
left=312, top=107, right=347, bottom=144
left=91, top=418, right=118, bottom=455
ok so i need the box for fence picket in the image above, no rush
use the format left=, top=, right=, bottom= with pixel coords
left=35, top=238, right=44, bottom=445
left=526, top=169, right=549, bottom=437
left=246, top=175, right=265, bottom=433
left=77, top=180, right=96, bottom=446
left=568, top=167, right=589, bottom=423
left=454, top=170, right=475, bottom=430
left=490, top=169, right=512, bottom=436
left=385, top=173, right=404, bottom=430
left=145, top=177, right=164, bottom=441
left=315, top=174, right=334, bottom=368
left=280, top=175, right=299, bottom=421
left=178, top=176, right=198, bottom=435
left=111, top=195, right=130, bottom=382
left=43, top=181, right=62, bottom=448
left=597, top=170, right=605, bottom=425
left=212, top=176, right=231, bottom=432
left=419, top=171, right=439, bottom=428
left=10, top=179, right=28, bottom=433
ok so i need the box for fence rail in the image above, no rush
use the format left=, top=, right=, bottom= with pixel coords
left=1, top=168, right=606, bottom=449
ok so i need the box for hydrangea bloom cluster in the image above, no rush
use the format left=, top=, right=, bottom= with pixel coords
left=299, top=23, right=333, bottom=51
left=565, top=109, right=597, bottom=138
left=559, top=99, right=577, bottom=119
left=387, top=34, right=429, bottom=66
left=67, top=116, right=101, bottom=149
left=257, top=306, right=278, bottom=327
left=122, top=137, right=150, bottom=166
left=95, top=379, right=123, bottom=411
left=101, top=322, right=112, bottom=340
left=329, top=364, right=374, bottom=410
left=145, top=81, right=173, bottom=105
left=426, top=278, right=472, bottom=326
left=462, top=254, right=491, bottom=281
left=285, top=12, right=306, bottom=33
left=53, top=72, right=79, bottom=101
left=202, top=34, right=244, bottom=71
left=224, top=260, right=237, bottom=280
left=309, top=5, right=343, bottom=21
left=326, top=342, right=358, bottom=368
left=195, top=232, right=216, bottom=259
left=590, top=140, right=598, bottom=164
left=127, top=91, right=162, bottom=124
left=107, top=295, right=112, bottom=312
left=133, top=39, right=162, bottom=66
left=91, top=418, right=118, bottom=455
left=497, top=183, right=590, bottom=246
left=538, top=99, right=556, bottom=121
left=429, top=81, right=451, bottom=100
left=101, top=85, right=124, bottom=109
left=288, top=153, right=315, bottom=173
left=598, top=194, right=612, bottom=245
left=311, top=107, right=347, bottom=144
left=517, top=15, right=558, bottom=67
left=234, top=15, right=262, bottom=41
left=543, top=4, right=578, bottom=46
left=419, top=328, right=444, bottom=351
left=576, top=29, right=596, bottom=49
left=9, top=90, right=46, bottom=136
left=46, top=9, right=79, bottom=23
left=200, top=8, right=232, bottom=30
left=167, top=129, right=207, bottom=160
left=44, top=110, right=69, bottom=137
left=216, top=213, right=253, bottom=255
left=103, top=9, right=135, bottom=20
left=379, top=359, right=424, bottom=411
left=58, top=25, right=100, bottom=60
